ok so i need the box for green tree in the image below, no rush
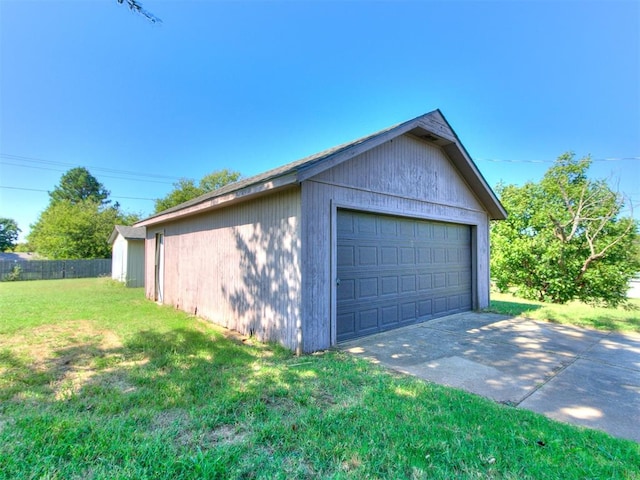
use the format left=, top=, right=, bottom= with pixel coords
left=49, top=167, right=110, bottom=206
left=0, top=218, right=21, bottom=252
left=154, top=169, right=242, bottom=213
left=28, top=200, right=124, bottom=259
left=28, top=168, right=140, bottom=259
left=491, top=152, right=639, bottom=306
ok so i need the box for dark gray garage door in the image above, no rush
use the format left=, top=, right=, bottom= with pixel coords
left=336, top=209, right=472, bottom=342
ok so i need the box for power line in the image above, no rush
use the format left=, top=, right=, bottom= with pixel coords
left=0, top=161, right=176, bottom=185
left=0, top=153, right=193, bottom=182
left=477, top=156, right=640, bottom=163
left=0, top=185, right=155, bottom=201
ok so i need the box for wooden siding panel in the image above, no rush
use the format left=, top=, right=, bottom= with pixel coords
left=127, top=240, right=145, bottom=288
left=311, top=135, right=485, bottom=213
left=300, top=182, right=332, bottom=352
left=147, top=188, right=302, bottom=350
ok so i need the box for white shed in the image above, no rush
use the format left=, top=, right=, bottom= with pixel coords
left=109, top=225, right=146, bottom=287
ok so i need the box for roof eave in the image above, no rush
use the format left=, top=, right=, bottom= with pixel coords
left=108, top=229, right=119, bottom=244
left=136, top=172, right=298, bottom=228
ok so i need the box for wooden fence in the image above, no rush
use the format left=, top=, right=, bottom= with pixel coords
left=0, top=259, right=111, bottom=281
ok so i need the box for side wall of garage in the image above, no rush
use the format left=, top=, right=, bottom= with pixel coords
left=300, top=134, right=491, bottom=351
left=144, top=187, right=303, bottom=351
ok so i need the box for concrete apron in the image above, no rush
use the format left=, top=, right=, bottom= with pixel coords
left=339, top=312, right=640, bottom=443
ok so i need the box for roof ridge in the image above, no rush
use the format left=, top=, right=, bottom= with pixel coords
left=141, top=111, right=440, bottom=221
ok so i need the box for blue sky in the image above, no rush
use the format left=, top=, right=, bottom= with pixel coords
left=1, top=0, right=639, bottom=241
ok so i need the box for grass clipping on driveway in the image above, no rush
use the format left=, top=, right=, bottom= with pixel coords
left=1, top=279, right=638, bottom=479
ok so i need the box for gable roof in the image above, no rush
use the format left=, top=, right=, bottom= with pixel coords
left=109, top=225, right=146, bottom=244
left=136, top=109, right=506, bottom=227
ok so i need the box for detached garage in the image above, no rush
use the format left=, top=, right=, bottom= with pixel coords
left=136, top=110, right=506, bottom=353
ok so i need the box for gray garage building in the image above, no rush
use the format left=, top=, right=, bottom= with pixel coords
left=136, top=110, right=506, bottom=353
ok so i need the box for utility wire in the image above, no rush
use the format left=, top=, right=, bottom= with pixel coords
left=0, top=185, right=155, bottom=201
left=477, top=156, right=640, bottom=163
left=0, top=153, right=193, bottom=182
left=0, top=161, right=176, bottom=185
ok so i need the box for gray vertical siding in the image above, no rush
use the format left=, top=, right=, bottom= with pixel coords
left=301, top=135, right=492, bottom=351
left=126, top=240, right=145, bottom=288
left=145, top=188, right=302, bottom=350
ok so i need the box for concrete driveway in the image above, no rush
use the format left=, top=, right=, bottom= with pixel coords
left=339, top=312, right=640, bottom=443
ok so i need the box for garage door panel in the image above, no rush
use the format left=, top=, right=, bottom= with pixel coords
left=433, top=273, right=446, bottom=288
left=400, top=220, right=416, bottom=236
left=400, top=248, right=415, bottom=264
left=401, top=302, right=416, bottom=321
left=433, top=224, right=447, bottom=239
left=433, top=297, right=448, bottom=313
left=337, top=213, right=355, bottom=233
left=359, top=309, right=379, bottom=331
left=418, top=299, right=432, bottom=316
left=417, top=247, right=431, bottom=264
left=401, top=275, right=416, bottom=293
left=380, top=305, right=398, bottom=325
left=358, top=246, right=377, bottom=266
left=337, top=245, right=355, bottom=267
left=380, top=247, right=398, bottom=265
left=433, top=248, right=446, bottom=263
left=337, top=209, right=472, bottom=342
left=381, top=276, right=398, bottom=295
left=461, top=294, right=473, bottom=309
left=448, top=295, right=460, bottom=310
left=379, top=216, right=398, bottom=235
left=337, top=312, right=356, bottom=337
left=357, top=215, right=377, bottom=234
left=418, top=274, right=432, bottom=290
left=359, top=277, right=378, bottom=298
left=337, top=279, right=355, bottom=301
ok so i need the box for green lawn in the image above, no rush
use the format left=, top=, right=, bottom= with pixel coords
left=1, top=279, right=638, bottom=479
left=488, top=291, right=640, bottom=333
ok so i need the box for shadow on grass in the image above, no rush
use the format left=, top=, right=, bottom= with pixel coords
left=0, top=324, right=325, bottom=416
left=486, top=299, right=542, bottom=317
left=3, top=321, right=640, bottom=479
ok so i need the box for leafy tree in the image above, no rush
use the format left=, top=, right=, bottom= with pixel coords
left=154, top=169, right=242, bottom=213
left=0, top=218, right=21, bottom=252
left=28, top=167, right=140, bottom=259
left=28, top=200, right=126, bottom=259
left=491, top=153, right=639, bottom=306
left=49, top=167, right=110, bottom=206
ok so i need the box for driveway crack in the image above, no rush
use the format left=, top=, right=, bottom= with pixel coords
left=513, top=332, right=610, bottom=407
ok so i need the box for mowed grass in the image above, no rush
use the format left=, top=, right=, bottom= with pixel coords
left=488, top=291, right=640, bottom=333
left=1, top=279, right=638, bottom=479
